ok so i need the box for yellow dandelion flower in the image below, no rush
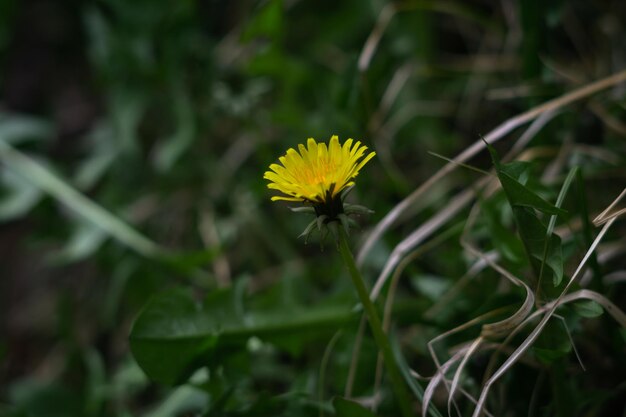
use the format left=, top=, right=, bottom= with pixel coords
left=264, top=135, right=376, bottom=207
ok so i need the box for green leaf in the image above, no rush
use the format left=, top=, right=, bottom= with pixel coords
left=573, top=300, right=604, bottom=318
left=485, top=140, right=567, bottom=216
left=479, top=194, right=526, bottom=264
left=514, top=207, right=563, bottom=287
left=498, top=170, right=567, bottom=216
left=130, top=287, right=355, bottom=385
left=130, top=289, right=218, bottom=385
left=485, top=142, right=564, bottom=289
left=333, top=397, right=378, bottom=417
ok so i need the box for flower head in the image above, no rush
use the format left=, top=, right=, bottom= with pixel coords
left=264, top=135, right=376, bottom=240
left=264, top=135, right=375, bottom=204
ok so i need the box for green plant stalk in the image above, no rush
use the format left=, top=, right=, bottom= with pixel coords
left=336, top=225, right=413, bottom=417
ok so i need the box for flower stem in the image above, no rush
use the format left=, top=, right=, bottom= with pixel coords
left=336, top=225, right=414, bottom=417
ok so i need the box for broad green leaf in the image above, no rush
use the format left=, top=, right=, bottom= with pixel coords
left=485, top=141, right=567, bottom=216
left=486, top=142, right=564, bottom=288
left=498, top=170, right=567, bottom=216
left=130, top=289, right=218, bottom=385
left=479, top=194, right=525, bottom=264
left=333, top=397, right=378, bottom=417
left=497, top=160, right=529, bottom=183
left=130, top=288, right=355, bottom=385
left=514, top=207, right=563, bottom=287
left=573, top=300, right=604, bottom=318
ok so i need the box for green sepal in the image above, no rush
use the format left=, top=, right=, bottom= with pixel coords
left=299, top=218, right=318, bottom=243
left=344, top=203, right=374, bottom=216
left=289, top=206, right=315, bottom=214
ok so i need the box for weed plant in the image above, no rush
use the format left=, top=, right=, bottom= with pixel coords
left=1, top=1, right=625, bottom=416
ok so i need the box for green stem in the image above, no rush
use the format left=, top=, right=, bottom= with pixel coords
left=336, top=225, right=414, bottom=417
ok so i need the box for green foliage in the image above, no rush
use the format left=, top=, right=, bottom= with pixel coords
left=1, top=1, right=626, bottom=416
left=573, top=300, right=604, bottom=318
left=130, top=285, right=355, bottom=385
left=486, top=142, right=565, bottom=290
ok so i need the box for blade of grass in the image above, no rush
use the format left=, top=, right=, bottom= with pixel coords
left=367, top=109, right=560, bottom=300
left=472, top=215, right=617, bottom=417
left=536, top=166, right=578, bottom=291
left=358, top=69, right=626, bottom=268
left=574, top=169, right=602, bottom=289
left=448, top=337, right=483, bottom=417
left=0, top=139, right=163, bottom=258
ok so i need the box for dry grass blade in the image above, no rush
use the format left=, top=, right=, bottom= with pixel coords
left=358, top=70, right=626, bottom=268
left=559, top=290, right=626, bottom=328
left=370, top=185, right=477, bottom=299
left=465, top=246, right=534, bottom=338
left=358, top=4, right=395, bottom=72
left=410, top=370, right=496, bottom=417
left=471, top=215, right=618, bottom=417
left=423, top=309, right=507, bottom=417
left=378, top=63, right=415, bottom=120
left=448, top=337, right=483, bottom=417
left=460, top=200, right=536, bottom=337
left=483, top=287, right=626, bottom=392
left=367, top=103, right=592, bottom=303
left=423, top=346, right=470, bottom=417
left=593, top=188, right=626, bottom=226
left=553, top=314, right=586, bottom=371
